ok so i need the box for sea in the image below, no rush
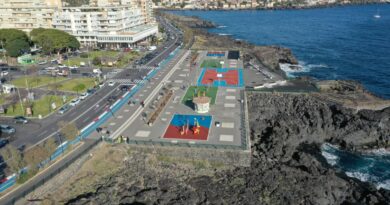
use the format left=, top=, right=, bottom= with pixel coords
left=171, top=4, right=390, bottom=190
left=171, top=4, right=390, bottom=99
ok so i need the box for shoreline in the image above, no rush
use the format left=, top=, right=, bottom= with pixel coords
left=160, top=2, right=389, bottom=12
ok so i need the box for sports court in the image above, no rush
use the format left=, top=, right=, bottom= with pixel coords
left=206, top=51, right=225, bottom=57
left=163, top=114, right=212, bottom=140
left=197, top=68, right=244, bottom=87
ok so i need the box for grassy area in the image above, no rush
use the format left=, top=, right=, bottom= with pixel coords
left=11, top=76, right=67, bottom=88
left=4, top=95, right=73, bottom=117
left=56, top=78, right=97, bottom=93
left=200, top=59, right=223, bottom=68
left=182, top=86, right=218, bottom=109
left=49, top=144, right=126, bottom=202
left=64, top=51, right=140, bottom=68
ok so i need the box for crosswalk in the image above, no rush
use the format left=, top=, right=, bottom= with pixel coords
left=111, top=79, right=146, bottom=84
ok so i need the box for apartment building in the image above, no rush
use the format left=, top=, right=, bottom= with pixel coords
left=0, top=0, right=62, bottom=32
left=52, top=0, right=157, bottom=48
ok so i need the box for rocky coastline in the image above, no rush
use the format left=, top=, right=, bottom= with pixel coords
left=62, top=12, right=390, bottom=205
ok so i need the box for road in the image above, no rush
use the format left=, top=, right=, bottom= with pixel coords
left=2, top=16, right=183, bottom=151
left=0, top=15, right=185, bottom=205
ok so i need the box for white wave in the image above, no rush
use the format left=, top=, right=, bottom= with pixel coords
left=254, top=80, right=288, bottom=89
left=217, top=25, right=227, bottom=28
left=376, top=179, right=390, bottom=190
left=280, top=61, right=330, bottom=78
left=218, top=33, right=232, bottom=36
left=321, top=143, right=341, bottom=166
left=367, top=148, right=390, bottom=156
left=345, top=171, right=376, bottom=182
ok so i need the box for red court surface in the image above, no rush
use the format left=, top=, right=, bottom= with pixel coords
left=163, top=114, right=212, bottom=141
left=201, top=69, right=239, bottom=86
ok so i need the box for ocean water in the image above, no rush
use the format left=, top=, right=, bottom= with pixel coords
left=171, top=5, right=390, bottom=190
left=321, top=144, right=390, bottom=190
left=171, top=4, right=390, bottom=99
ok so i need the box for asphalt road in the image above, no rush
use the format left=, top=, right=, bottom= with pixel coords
left=0, top=15, right=184, bottom=205
left=2, top=16, right=183, bottom=151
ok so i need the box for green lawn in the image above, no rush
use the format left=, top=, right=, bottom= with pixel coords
left=57, top=78, right=97, bottom=93
left=4, top=95, right=73, bottom=117
left=64, top=51, right=140, bottom=68
left=11, top=76, right=67, bottom=88
left=200, top=59, right=223, bottom=68
left=182, top=86, right=218, bottom=109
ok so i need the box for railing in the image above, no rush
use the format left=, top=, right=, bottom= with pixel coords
left=2, top=138, right=101, bottom=205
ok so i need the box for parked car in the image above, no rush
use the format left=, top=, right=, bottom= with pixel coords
left=0, top=124, right=15, bottom=134
left=58, top=65, right=67, bottom=68
left=81, top=73, right=92, bottom=77
left=14, top=116, right=28, bottom=124
left=69, top=65, right=78, bottom=69
left=108, top=81, right=115, bottom=86
left=0, top=139, right=9, bottom=148
left=69, top=98, right=80, bottom=106
left=98, top=82, right=105, bottom=88
left=38, top=60, right=47, bottom=65
left=1, top=71, right=9, bottom=77
left=87, top=88, right=96, bottom=95
left=79, top=92, right=89, bottom=100
left=58, top=104, right=70, bottom=114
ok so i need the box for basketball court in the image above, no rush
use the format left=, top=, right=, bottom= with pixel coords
left=197, top=68, right=244, bottom=87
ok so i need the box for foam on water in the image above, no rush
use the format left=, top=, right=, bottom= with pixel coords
left=217, top=33, right=232, bottom=36
left=321, top=143, right=339, bottom=166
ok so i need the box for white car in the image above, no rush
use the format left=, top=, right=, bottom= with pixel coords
left=58, top=65, right=67, bottom=68
left=69, top=65, right=79, bottom=69
left=108, top=81, right=115, bottom=86
left=98, top=82, right=105, bottom=88
left=69, top=98, right=81, bottom=106
left=1, top=71, right=8, bottom=76
left=79, top=92, right=89, bottom=100
left=38, top=60, right=47, bottom=65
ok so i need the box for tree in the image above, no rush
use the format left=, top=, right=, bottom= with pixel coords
left=57, top=121, right=79, bottom=142
left=43, top=137, right=58, bottom=160
left=0, top=145, right=26, bottom=175
left=4, top=39, right=30, bottom=57
left=0, top=29, right=30, bottom=58
left=34, top=29, right=80, bottom=55
left=92, top=57, right=101, bottom=65
left=72, top=83, right=85, bottom=94
left=24, top=145, right=47, bottom=172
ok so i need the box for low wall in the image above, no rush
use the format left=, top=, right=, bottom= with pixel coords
left=127, top=144, right=251, bottom=167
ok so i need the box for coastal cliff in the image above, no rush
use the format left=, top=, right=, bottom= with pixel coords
left=64, top=93, right=390, bottom=205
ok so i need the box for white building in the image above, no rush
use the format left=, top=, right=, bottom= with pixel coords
left=52, top=1, right=157, bottom=48
left=0, top=0, right=62, bottom=32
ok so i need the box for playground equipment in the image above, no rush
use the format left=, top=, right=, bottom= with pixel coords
left=193, top=118, right=200, bottom=135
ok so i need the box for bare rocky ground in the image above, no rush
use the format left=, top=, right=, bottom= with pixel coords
left=48, top=92, right=390, bottom=205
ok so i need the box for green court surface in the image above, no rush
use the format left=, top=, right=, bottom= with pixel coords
left=200, top=59, right=223, bottom=68
left=182, top=86, right=218, bottom=108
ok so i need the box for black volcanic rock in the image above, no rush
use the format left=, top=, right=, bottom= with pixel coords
left=66, top=93, right=390, bottom=205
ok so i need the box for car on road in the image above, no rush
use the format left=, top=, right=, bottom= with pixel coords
left=107, top=96, right=117, bottom=103
left=58, top=65, right=67, bottom=68
left=58, top=104, right=70, bottom=114
left=69, top=65, right=78, bottom=69
left=79, top=92, right=89, bottom=100
left=81, top=72, right=92, bottom=77
left=108, top=81, right=115, bottom=86
left=98, top=82, right=105, bottom=88
left=119, top=85, right=131, bottom=91
left=0, top=124, right=15, bottom=134
left=14, top=116, right=28, bottom=124
left=69, top=98, right=81, bottom=106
